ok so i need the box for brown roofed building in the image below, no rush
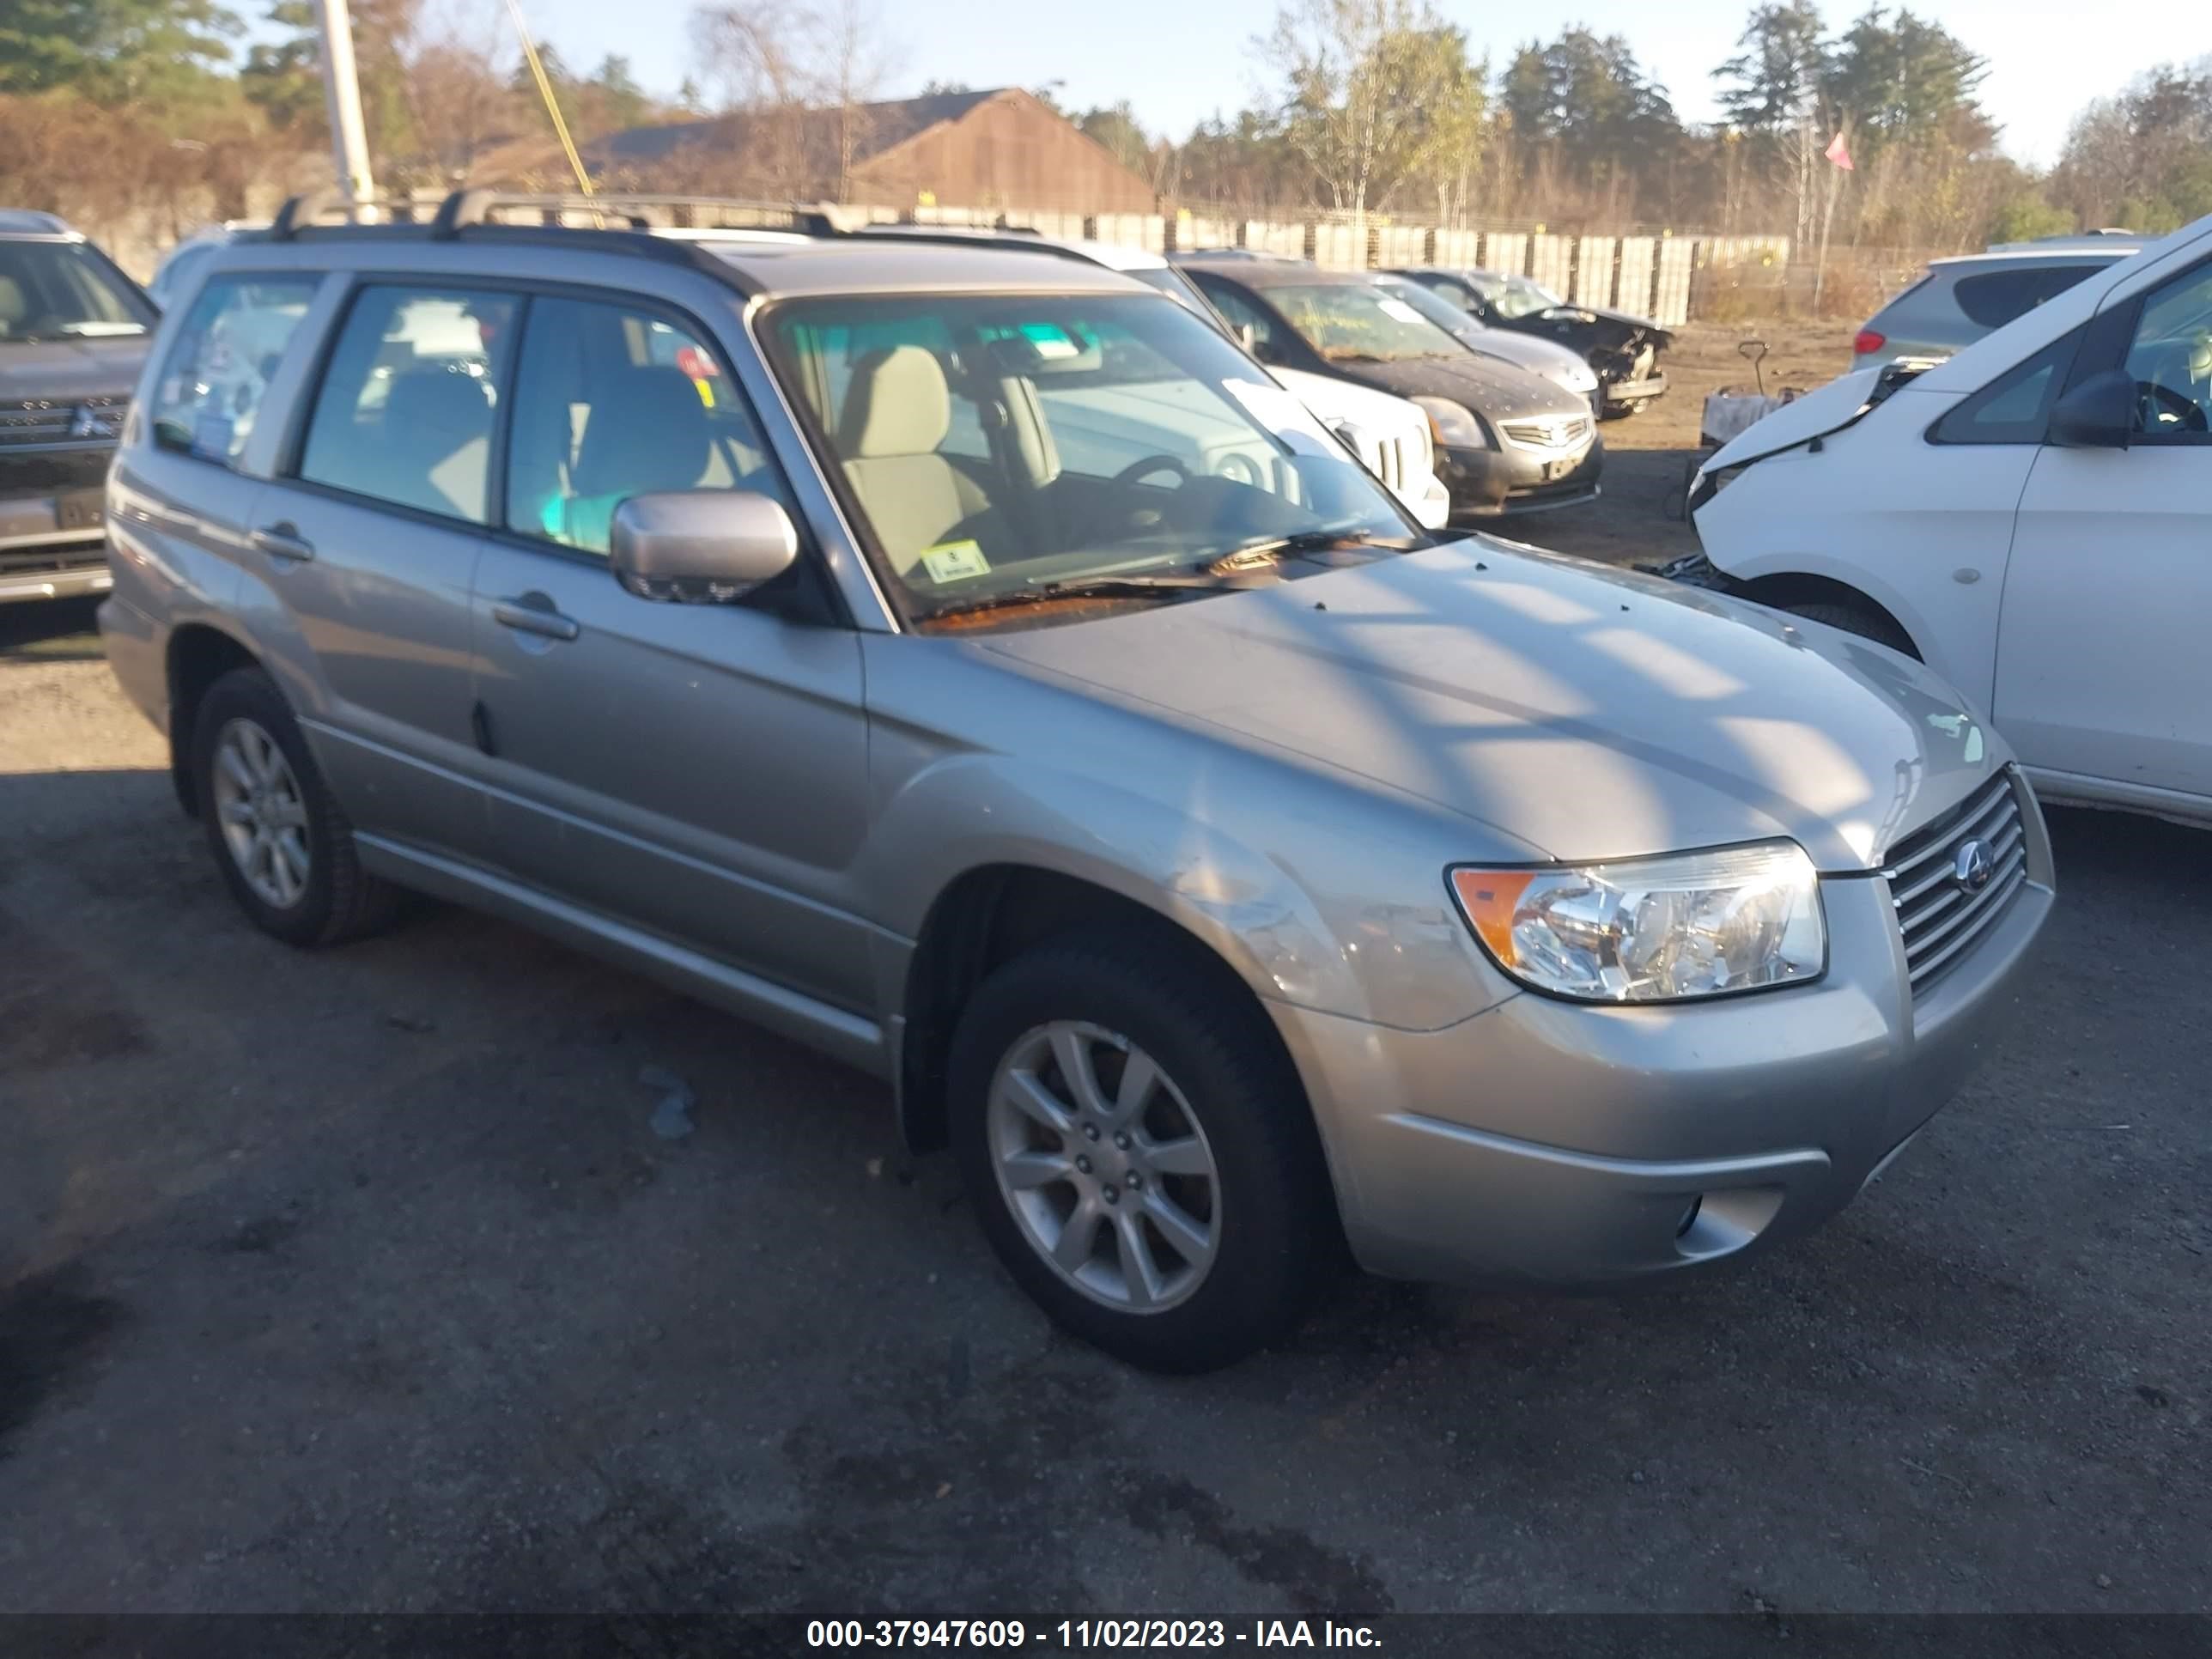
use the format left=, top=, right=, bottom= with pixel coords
left=589, top=87, right=1157, bottom=215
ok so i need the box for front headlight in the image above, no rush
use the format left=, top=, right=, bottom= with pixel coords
left=1413, top=396, right=1492, bottom=450
left=1686, top=463, right=1745, bottom=514
left=1449, top=842, right=1825, bottom=1002
left=1559, top=362, right=1600, bottom=392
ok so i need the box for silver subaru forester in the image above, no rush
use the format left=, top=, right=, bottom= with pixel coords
left=99, top=194, right=2053, bottom=1370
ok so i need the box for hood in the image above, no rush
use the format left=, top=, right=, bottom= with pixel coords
left=1330, top=354, right=1584, bottom=422
left=0, top=335, right=149, bottom=404
left=1535, top=302, right=1672, bottom=341
left=981, top=540, right=2002, bottom=872
left=1268, top=366, right=1420, bottom=430
left=1702, top=363, right=1888, bottom=472
left=1456, top=328, right=1595, bottom=381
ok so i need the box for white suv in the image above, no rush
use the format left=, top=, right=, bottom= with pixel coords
left=1690, top=212, right=2212, bottom=827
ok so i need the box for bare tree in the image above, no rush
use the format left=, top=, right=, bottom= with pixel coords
left=686, top=0, right=893, bottom=199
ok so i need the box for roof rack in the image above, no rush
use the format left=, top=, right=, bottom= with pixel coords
left=429, top=191, right=884, bottom=237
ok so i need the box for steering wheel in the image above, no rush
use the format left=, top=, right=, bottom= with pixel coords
left=2137, top=381, right=2209, bottom=434
left=1111, top=454, right=1192, bottom=489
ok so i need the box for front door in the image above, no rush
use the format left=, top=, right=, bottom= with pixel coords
left=252, top=280, right=521, bottom=856
left=468, top=290, right=874, bottom=1013
left=1995, top=258, right=2212, bottom=805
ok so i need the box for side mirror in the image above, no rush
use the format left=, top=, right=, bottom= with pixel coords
left=2047, top=367, right=2134, bottom=449
left=610, top=491, right=799, bottom=602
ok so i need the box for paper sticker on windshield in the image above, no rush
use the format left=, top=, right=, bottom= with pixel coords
left=921, top=540, right=991, bottom=582
left=1376, top=297, right=1426, bottom=325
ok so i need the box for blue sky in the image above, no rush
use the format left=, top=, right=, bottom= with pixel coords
left=517, top=0, right=2210, bottom=167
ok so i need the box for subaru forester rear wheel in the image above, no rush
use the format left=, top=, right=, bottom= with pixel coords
left=191, top=666, right=400, bottom=946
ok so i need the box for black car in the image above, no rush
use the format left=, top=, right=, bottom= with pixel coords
left=1176, top=258, right=1601, bottom=520
left=0, top=210, right=155, bottom=605
left=1389, top=266, right=1672, bottom=419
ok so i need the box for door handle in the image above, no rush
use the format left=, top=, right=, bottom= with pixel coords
left=251, top=523, right=315, bottom=562
left=491, top=595, right=580, bottom=642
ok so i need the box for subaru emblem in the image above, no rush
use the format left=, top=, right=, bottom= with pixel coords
left=1952, top=838, right=1995, bottom=893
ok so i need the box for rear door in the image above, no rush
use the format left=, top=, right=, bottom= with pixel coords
left=466, top=289, right=873, bottom=1012
left=1994, top=256, right=2212, bottom=805
left=109, top=272, right=322, bottom=622
left=246, top=281, right=520, bottom=857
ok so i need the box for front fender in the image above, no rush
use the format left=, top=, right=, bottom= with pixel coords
left=858, top=748, right=1515, bottom=1036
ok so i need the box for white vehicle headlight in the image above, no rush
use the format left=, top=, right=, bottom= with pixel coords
left=1449, top=842, right=1826, bottom=1002
left=1413, top=396, right=1492, bottom=449
left=1559, top=362, right=1599, bottom=392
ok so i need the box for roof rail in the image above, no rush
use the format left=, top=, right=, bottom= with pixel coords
left=0, top=208, right=77, bottom=235
left=268, top=190, right=429, bottom=239
left=427, top=190, right=871, bottom=237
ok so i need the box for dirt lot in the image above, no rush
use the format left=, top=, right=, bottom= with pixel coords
left=1534, top=319, right=1854, bottom=568
left=5, top=329, right=2209, bottom=1618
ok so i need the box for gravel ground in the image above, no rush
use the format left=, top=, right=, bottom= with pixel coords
left=3, top=334, right=2208, bottom=1616
left=1534, top=319, right=1855, bottom=568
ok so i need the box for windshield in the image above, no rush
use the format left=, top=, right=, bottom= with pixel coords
left=1254, top=282, right=1463, bottom=363
left=1476, top=273, right=1566, bottom=321
left=0, top=240, right=154, bottom=340
left=1371, top=278, right=1482, bottom=343
left=762, top=291, right=1419, bottom=624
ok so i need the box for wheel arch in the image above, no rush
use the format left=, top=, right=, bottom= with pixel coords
left=894, top=863, right=1306, bottom=1158
left=1730, top=571, right=1924, bottom=660
left=165, top=622, right=264, bottom=817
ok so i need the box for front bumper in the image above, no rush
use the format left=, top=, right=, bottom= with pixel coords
left=1601, top=370, right=1668, bottom=410
left=0, top=533, right=112, bottom=605
left=1437, top=437, right=1602, bottom=520
left=3, top=445, right=115, bottom=604
left=1269, top=807, right=2054, bottom=1288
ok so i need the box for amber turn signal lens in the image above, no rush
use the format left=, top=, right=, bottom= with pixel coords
left=1449, top=868, right=1537, bottom=967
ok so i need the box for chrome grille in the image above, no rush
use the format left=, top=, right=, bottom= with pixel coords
left=0, top=395, right=125, bottom=448
left=1498, top=414, right=1593, bottom=450
left=1884, top=769, right=2028, bottom=994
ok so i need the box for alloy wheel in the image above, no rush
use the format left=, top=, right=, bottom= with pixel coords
left=211, top=716, right=312, bottom=909
left=986, top=1020, right=1221, bottom=1313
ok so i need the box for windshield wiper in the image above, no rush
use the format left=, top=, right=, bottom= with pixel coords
left=1211, top=529, right=1412, bottom=569
left=915, top=569, right=1267, bottom=623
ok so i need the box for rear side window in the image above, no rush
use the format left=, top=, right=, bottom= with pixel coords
left=298, top=285, right=518, bottom=524
left=148, top=274, right=318, bottom=468
left=1952, top=264, right=2104, bottom=330
left=1929, top=327, right=2083, bottom=445
left=503, top=295, right=803, bottom=554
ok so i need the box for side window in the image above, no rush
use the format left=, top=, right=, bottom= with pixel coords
left=504, top=295, right=805, bottom=555
left=297, top=285, right=518, bottom=524
left=149, top=274, right=319, bottom=468
left=2124, top=264, right=2212, bottom=443
left=1952, top=264, right=2103, bottom=331
left=1929, top=328, right=2081, bottom=445
left=1194, top=279, right=1285, bottom=364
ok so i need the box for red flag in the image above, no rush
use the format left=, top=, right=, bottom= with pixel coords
left=1825, top=131, right=1855, bottom=170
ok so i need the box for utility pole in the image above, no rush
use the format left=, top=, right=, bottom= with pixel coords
left=314, top=0, right=379, bottom=220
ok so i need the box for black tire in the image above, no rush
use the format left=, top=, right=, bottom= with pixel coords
left=946, top=934, right=1332, bottom=1372
left=1785, top=599, right=1920, bottom=659
left=191, top=665, right=402, bottom=946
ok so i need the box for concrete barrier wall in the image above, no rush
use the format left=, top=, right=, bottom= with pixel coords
left=899, top=204, right=1826, bottom=323
left=1653, top=239, right=1696, bottom=325
left=1571, top=236, right=1615, bottom=306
